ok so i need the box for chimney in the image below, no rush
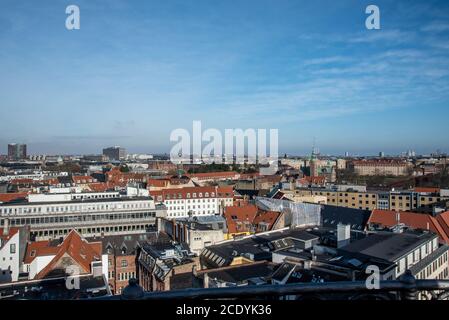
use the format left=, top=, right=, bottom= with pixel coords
left=204, top=272, right=209, bottom=288
left=396, top=211, right=401, bottom=225
left=337, top=224, right=351, bottom=248
left=311, top=249, right=316, bottom=261
left=3, top=218, right=9, bottom=236
left=304, top=260, right=312, bottom=270
left=91, top=261, right=103, bottom=278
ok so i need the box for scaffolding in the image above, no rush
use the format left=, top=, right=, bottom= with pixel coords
left=255, top=197, right=321, bottom=227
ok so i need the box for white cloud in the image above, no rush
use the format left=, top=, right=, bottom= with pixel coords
left=421, top=22, right=449, bottom=32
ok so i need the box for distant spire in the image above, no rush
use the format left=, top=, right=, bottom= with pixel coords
left=311, top=137, right=317, bottom=161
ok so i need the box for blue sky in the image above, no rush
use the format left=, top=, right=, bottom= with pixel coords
left=1, top=0, right=449, bottom=156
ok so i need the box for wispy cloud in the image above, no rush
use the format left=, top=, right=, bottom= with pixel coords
left=347, top=30, right=415, bottom=44
left=421, top=21, right=449, bottom=32
left=302, top=56, right=350, bottom=66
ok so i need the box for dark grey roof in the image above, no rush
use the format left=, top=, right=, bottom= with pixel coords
left=87, top=231, right=166, bottom=255
left=0, top=275, right=110, bottom=300
left=235, top=189, right=269, bottom=198
left=200, top=228, right=319, bottom=268
left=206, top=262, right=275, bottom=284
left=321, top=205, right=371, bottom=231
left=338, top=230, right=437, bottom=262
left=271, top=262, right=296, bottom=282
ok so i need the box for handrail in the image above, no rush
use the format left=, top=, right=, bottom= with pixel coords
left=91, top=270, right=449, bottom=301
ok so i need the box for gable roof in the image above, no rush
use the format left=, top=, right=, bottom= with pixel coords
left=0, top=227, right=20, bottom=249
left=436, top=211, right=449, bottom=242
left=368, top=209, right=449, bottom=244
left=24, top=240, right=60, bottom=264
left=253, top=211, right=281, bottom=232
left=223, top=205, right=258, bottom=234
left=34, top=230, right=102, bottom=279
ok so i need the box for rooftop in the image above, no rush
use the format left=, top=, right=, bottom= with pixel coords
left=338, top=230, right=436, bottom=262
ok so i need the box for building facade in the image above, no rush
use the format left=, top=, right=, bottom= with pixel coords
left=8, top=143, right=27, bottom=160
left=350, top=160, right=411, bottom=176
left=150, top=186, right=234, bottom=219
left=103, top=147, right=126, bottom=161
left=0, top=191, right=166, bottom=240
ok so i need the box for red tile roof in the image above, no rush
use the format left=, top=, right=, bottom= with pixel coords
left=368, top=209, right=449, bottom=243
left=87, top=182, right=109, bottom=192
left=24, top=240, right=60, bottom=264
left=187, top=171, right=239, bottom=180
left=253, top=211, right=281, bottom=232
left=223, top=205, right=281, bottom=234
left=223, top=204, right=258, bottom=234
left=25, top=230, right=103, bottom=279
left=72, top=175, right=96, bottom=184
left=239, top=173, right=260, bottom=179
left=147, top=179, right=171, bottom=188
left=414, top=187, right=440, bottom=193
left=436, top=211, right=449, bottom=242
left=299, top=176, right=326, bottom=185
left=0, top=227, right=20, bottom=247
left=9, top=178, right=34, bottom=185
left=43, top=178, right=60, bottom=186
left=0, top=192, right=29, bottom=203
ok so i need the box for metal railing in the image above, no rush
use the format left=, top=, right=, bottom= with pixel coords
left=94, top=270, right=449, bottom=301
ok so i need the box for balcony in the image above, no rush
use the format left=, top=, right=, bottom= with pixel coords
left=94, top=270, right=449, bottom=301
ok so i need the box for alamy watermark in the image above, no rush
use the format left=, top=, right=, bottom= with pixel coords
left=365, top=265, right=380, bottom=290
left=365, top=5, right=380, bottom=30
left=169, top=121, right=279, bottom=175
left=65, top=265, right=80, bottom=290
left=66, top=5, right=80, bottom=30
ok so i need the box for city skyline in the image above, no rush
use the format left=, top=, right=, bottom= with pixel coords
left=0, top=141, right=446, bottom=158
left=1, top=0, right=449, bottom=155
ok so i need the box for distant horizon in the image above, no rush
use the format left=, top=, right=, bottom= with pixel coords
left=1, top=143, right=447, bottom=159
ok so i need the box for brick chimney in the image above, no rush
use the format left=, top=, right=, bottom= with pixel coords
left=3, top=218, right=9, bottom=236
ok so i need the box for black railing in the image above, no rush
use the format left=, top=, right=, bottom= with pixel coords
left=95, top=270, right=449, bottom=301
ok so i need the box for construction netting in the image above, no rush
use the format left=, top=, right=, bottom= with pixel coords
left=255, top=197, right=321, bottom=227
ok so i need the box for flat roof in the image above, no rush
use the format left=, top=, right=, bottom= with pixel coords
left=0, top=196, right=155, bottom=207
left=338, top=230, right=436, bottom=262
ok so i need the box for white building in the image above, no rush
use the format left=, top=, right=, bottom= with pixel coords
left=0, top=222, right=23, bottom=283
left=0, top=190, right=166, bottom=240
left=150, top=186, right=234, bottom=219
left=159, top=215, right=227, bottom=255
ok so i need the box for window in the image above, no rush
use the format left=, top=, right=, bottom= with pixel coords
left=10, top=243, right=16, bottom=254
left=121, top=259, right=128, bottom=268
